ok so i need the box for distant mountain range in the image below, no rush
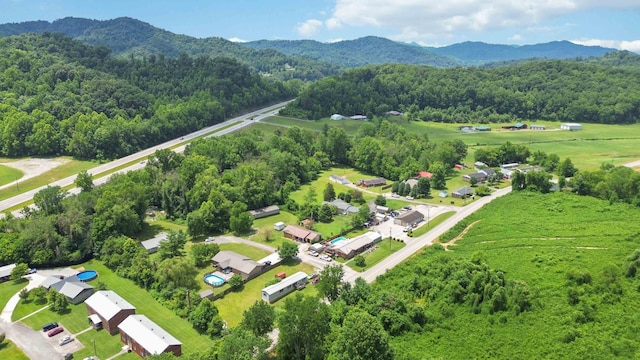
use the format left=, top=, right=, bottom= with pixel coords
left=0, top=16, right=624, bottom=71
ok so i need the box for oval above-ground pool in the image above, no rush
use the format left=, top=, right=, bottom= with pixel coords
left=204, top=274, right=225, bottom=287
left=76, top=270, right=98, bottom=282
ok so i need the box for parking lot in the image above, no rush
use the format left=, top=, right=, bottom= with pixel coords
left=371, top=204, right=452, bottom=241
left=41, top=326, right=84, bottom=355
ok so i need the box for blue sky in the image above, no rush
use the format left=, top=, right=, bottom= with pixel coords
left=1, top=0, right=639, bottom=51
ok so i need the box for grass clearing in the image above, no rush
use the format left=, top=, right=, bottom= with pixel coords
left=0, top=279, right=27, bottom=311
left=410, top=211, right=456, bottom=238
left=0, top=340, right=29, bottom=360
left=346, top=239, right=406, bottom=272
left=0, top=164, right=23, bottom=187
left=214, top=260, right=316, bottom=328
left=19, top=302, right=89, bottom=334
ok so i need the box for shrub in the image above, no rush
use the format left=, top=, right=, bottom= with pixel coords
left=354, top=255, right=366, bottom=268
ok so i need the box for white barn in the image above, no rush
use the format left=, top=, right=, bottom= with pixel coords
left=561, top=123, right=582, bottom=131
left=261, top=271, right=308, bottom=303
left=330, top=114, right=345, bottom=120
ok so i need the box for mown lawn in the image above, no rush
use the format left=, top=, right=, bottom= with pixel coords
left=214, top=260, right=316, bottom=328
left=0, top=340, right=29, bottom=360
left=20, top=303, right=90, bottom=334
left=247, top=211, right=299, bottom=249
left=345, top=239, right=406, bottom=272
left=0, top=279, right=27, bottom=311
left=0, top=164, right=23, bottom=187
left=410, top=211, right=456, bottom=238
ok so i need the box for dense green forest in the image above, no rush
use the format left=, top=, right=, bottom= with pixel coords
left=281, top=61, right=640, bottom=124
left=0, top=17, right=342, bottom=81
left=0, top=32, right=295, bottom=159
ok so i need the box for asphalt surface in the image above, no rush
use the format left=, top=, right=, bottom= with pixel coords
left=0, top=100, right=293, bottom=214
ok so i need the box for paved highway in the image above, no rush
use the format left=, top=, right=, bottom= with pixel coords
left=0, top=100, right=293, bottom=213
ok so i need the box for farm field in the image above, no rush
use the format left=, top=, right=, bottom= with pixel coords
left=386, top=191, right=640, bottom=359
left=262, top=116, right=640, bottom=170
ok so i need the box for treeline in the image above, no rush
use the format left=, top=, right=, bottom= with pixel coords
left=0, top=32, right=296, bottom=159
left=281, top=61, right=640, bottom=124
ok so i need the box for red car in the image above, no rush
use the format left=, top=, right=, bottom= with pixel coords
left=47, top=327, right=64, bottom=337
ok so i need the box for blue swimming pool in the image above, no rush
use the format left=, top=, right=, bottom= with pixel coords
left=204, top=274, right=225, bottom=287
left=331, top=237, right=347, bottom=246
left=77, top=270, right=98, bottom=282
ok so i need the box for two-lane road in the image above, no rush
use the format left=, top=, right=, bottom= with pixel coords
left=0, top=100, right=293, bottom=212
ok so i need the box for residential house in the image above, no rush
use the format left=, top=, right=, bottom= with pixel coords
left=415, top=171, right=433, bottom=179
left=283, top=225, right=321, bottom=243
left=118, top=315, right=182, bottom=358
left=561, top=123, right=582, bottom=131
left=402, top=179, right=418, bottom=189
left=385, top=110, right=403, bottom=116
left=42, top=275, right=94, bottom=305
left=452, top=187, right=474, bottom=198
left=330, top=114, right=345, bottom=120
left=393, top=210, right=424, bottom=227
left=211, top=251, right=263, bottom=280
left=0, top=263, right=16, bottom=283
left=478, top=168, right=496, bottom=177
left=474, top=126, right=491, bottom=131
left=249, top=205, right=280, bottom=219
left=462, top=173, right=487, bottom=183
left=350, top=115, right=368, bottom=121
left=530, top=124, right=546, bottom=130
left=323, top=199, right=359, bottom=215
left=261, top=272, right=308, bottom=303
left=502, top=123, right=528, bottom=130
left=85, top=290, right=136, bottom=334
left=329, top=174, right=350, bottom=185
left=500, top=163, right=519, bottom=170
left=357, top=178, right=387, bottom=188
left=140, top=232, right=168, bottom=254
left=330, top=232, right=382, bottom=259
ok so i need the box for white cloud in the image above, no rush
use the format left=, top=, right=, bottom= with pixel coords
left=228, top=37, right=248, bottom=43
left=326, top=0, right=640, bottom=42
left=571, top=39, right=640, bottom=53
left=296, top=19, right=323, bottom=37
left=509, top=34, right=523, bottom=41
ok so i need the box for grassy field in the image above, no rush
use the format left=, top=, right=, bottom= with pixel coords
left=0, top=279, right=27, bottom=311
left=389, top=191, right=640, bottom=359
left=345, top=239, right=406, bottom=272
left=261, top=117, right=640, bottom=170
left=410, top=211, right=456, bottom=238
left=0, top=340, right=29, bottom=360
left=0, top=164, right=23, bottom=187
left=214, top=260, right=316, bottom=328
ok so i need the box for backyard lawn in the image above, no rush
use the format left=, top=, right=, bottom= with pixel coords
left=0, top=279, right=27, bottom=310
left=344, top=239, right=406, bottom=272
left=214, top=260, right=316, bottom=328
left=0, top=340, right=29, bottom=360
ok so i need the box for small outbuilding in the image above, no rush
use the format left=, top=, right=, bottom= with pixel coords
left=561, top=123, right=582, bottom=131
left=330, top=114, right=345, bottom=120
left=438, top=190, right=448, bottom=198
left=530, top=124, right=546, bottom=130
left=329, top=174, right=350, bottom=185
left=274, top=222, right=285, bottom=231
left=0, top=263, right=16, bottom=283
left=140, top=232, right=168, bottom=254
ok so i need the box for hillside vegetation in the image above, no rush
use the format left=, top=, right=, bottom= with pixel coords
left=0, top=32, right=294, bottom=159
left=376, top=191, right=640, bottom=358
left=0, top=17, right=342, bottom=81
left=282, top=62, right=640, bottom=124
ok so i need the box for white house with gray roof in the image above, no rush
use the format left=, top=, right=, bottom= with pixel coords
left=140, top=232, right=168, bottom=254
left=85, top=290, right=136, bottom=334
left=118, top=314, right=182, bottom=357
left=261, top=271, right=308, bottom=303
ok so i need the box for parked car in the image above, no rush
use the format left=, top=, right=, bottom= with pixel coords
left=403, top=206, right=412, bottom=210
left=48, top=326, right=64, bottom=337
left=59, top=336, right=74, bottom=346
left=205, top=237, right=215, bottom=243
left=406, top=196, right=414, bottom=200
left=42, top=322, right=59, bottom=332
left=82, top=357, right=95, bottom=360
left=308, top=273, right=319, bottom=280
left=391, top=193, right=400, bottom=198
left=308, top=251, right=318, bottom=257
left=63, top=353, right=73, bottom=360
left=403, top=225, right=412, bottom=232
left=27, top=268, right=37, bottom=274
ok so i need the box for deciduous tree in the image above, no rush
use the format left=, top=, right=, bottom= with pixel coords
left=241, top=300, right=275, bottom=337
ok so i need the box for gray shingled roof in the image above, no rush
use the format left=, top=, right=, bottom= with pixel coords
left=212, top=251, right=260, bottom=275
left=118, top=315, right=181, bottom=355
left=85, top=291, right=135, bottom=321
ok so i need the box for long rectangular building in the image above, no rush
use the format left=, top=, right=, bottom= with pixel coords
left=261, top=271, right=308, bottom=303
left=118, top=315, right=182, bottom=358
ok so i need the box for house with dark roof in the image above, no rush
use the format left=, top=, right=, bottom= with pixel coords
left=118, top=315, right=182, bottom=357
left=211, top=251, right=263, bottom=280
left=393, top=210, right=424, bottom=227
left=283, top=225, right=321, bottom=243
left=249, top=205, right=280, bottom=219
left=462, top=173, right=487, bottom=183
left=479, top=168, right=496, bottom=177
left=452, top=187, right=474, bottom=198
left=502, top=123, right=528, bottom=130
left=42, top=275, right=94, bottom=305
left=357, top=178, right=387, bottom=188
left=0, top=263, right=16, bottom=283
left=140, top=232, right=168, bottom=254
left=85, top=290, right=136, bottom=334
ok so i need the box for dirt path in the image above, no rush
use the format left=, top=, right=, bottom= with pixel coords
left=624, top=159, right=640, bottom=170
left=441, top=220, right=481, bottom=251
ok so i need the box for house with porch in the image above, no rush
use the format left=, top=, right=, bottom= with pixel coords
left=283, top=225, right=321, bottom=243
left=118, top=315, right=182, bottom=358
left=85, top=290, right=136, bottom=334
left=211, top=251, right=264, bottom=280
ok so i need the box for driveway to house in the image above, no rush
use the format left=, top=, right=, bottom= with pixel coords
left=344, top=186, right=512, bottom=284
left=0, top=271, right=78, bottom=360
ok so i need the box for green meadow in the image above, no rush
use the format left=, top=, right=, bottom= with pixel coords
left=389, top=191, right=640, bottom=359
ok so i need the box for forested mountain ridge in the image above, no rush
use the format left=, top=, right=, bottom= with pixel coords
left=425, top=40, right=617, bottom=64
left=244, top=36, right=461, bottom=68
left=0, top=32, right=295, bottom=159
left=282, top=61, right=640, bottom=124
left=0, top=17, right=342, bottom=81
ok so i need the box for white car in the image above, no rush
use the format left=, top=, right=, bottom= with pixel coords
left=406, top=196, right=414, bottom=200
left=205, top=237, right=216, bottom=243
left=403, top=225, right=412, bottom=232
left=59, top=336, right=74, bottom=346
